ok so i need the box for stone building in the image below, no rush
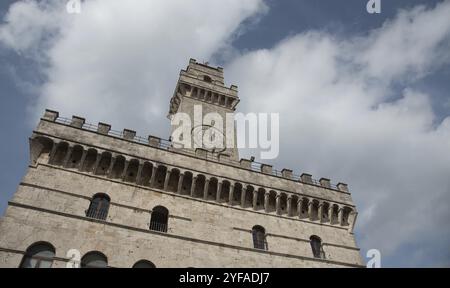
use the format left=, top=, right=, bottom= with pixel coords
left=0, top=59, right=363, bottom=268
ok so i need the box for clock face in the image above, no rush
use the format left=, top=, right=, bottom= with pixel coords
left=191, top=124, right=226, bottom=153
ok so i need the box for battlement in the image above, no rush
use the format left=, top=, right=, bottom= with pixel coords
left=181, top=58, right=238, bottom=93
left=42, top=109, right=350, bottom=194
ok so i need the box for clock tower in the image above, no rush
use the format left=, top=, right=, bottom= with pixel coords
left=168, top=59, right=240, bottom=161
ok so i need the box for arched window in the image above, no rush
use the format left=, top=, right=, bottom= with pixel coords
left=252, top=225, right=267, bottom=250
left=132, top=260, right=156, bottom=268
left=86, top=193, right=110, bottom=220
left=310, top=235, right=323, bottom=259
left=150, top=206, right=168, bottom=232
left=81, top=251, right=108, bottom=268
left=20, top=242, right=55, bottom=268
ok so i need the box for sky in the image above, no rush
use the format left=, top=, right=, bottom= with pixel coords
left=0, top=0, right=449, bottom=267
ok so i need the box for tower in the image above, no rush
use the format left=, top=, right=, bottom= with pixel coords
left=0, top=59, right=363, bottom=268
left=168, top=58, right=240, bottom=161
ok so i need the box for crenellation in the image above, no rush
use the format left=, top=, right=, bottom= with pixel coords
left=281, top=169, right=293, bottom=179
left=70, top=116, right=85, bottom=128
left=261, top=164, right=273, bottom=174
left=240, top=159, right=252, bottom=169
left=43, top=109, right=59, bottom=121
left=123, top=129, right=136, bottom=140
left=148, top=135, right=160, bottom=147
left=97, top=122, right=111, bottom=135
left=195, top=148, right=207, bottom=159
left=337, top=183, right=349, bottom=192
left=319, top=178, right=331, bottom=189
left=301, top=173, right=313, bottom=184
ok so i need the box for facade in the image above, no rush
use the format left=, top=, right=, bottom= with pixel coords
left=0, top=59, right=363, bottom=268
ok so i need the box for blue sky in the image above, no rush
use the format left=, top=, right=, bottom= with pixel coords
left=0, top=0, right=449, bottom=267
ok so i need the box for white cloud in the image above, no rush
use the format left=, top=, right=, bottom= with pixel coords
left=0, top=0, right=267, bottom=135
left=226, top=1, right=450, bottom=266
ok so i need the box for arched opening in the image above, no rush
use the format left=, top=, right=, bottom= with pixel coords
left=94, top=152, right=111, bottom=176
left=213, top=93, right=219, bottom=103
left=220, top=181, right=230, bottom=203
left=65, top=145, right=83, bottom=169
left=124, top=159, right=139, bottom=183
left=322, top=202, right=330, bottom=223
left=342, top=207, right=352, bottom=226
left=279, top=193, right=288, bottom=215
left=153, top=165, right=167, bottom=189
left=139, top=162, right=153, bottom=186
left=268, top=190, right=277, bottom=213
left=86, top=193, right=110, bottom=220
left=150, top=206, right=168, bottom=233
left=81, top=149, right=97, bottom=173
left=290, top=195, right=299, bottom=217
left=31, top=137, right=54, bottom=164
left=110, top=155, right=125, bottom=179
left=205, top=92, right=212, bottom=102
left=252, top=225, right=267, bottom=250
left=181, top=172, right=193, bottom=195
left=51, top=142, right=69, bottom=166
left=256, top=188, right=265, bottom=210
left=310, top=235, right=323, bottom=259
left=192, top=87, right=198, bottom=98
left=331, top=204, right=339, bottom=225
left=132, top=260, right=156, bottom=268
left=167, top=169, right=180, bottom=192
left=244, top=185, right=254, bottom=208
left=232, top=183, right=243, bottom=206
left=81, top=251, right=108, bottom=268
left=20, top=242, right=55, bottom=268
left=199, top=89, right=205, bottom=100
left=311, top=200, right=320, bottom=221
left=225, top=97, right=232, bottom=108
left=193, top=174, right=205, bottom=198
left=207, top=177, right=218, bottom=200
left=219, top=95, right=226, bottom=106
left=300, top=198, right=309, bottom=219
